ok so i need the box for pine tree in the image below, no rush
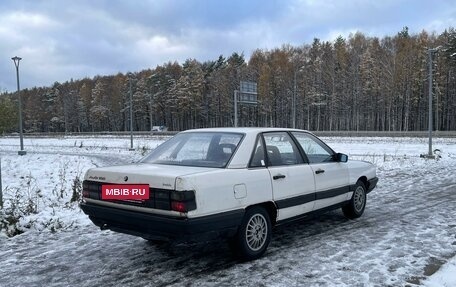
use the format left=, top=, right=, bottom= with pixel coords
left=0, top=96, right=18, bottom=133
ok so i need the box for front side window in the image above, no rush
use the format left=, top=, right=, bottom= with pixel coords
left=262, top=132, right=303, bottom=166
left=141, top=132, right=243, bottom=168
left=292, top=132, right=334, bottom=163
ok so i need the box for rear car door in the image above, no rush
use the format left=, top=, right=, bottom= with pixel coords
left=291, top=132, right=350, bottom=210
left=259, top=132, right=316, bottom=221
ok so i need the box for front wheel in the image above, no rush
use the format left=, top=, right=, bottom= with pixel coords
left=231, top=206, right=271, bottom=261
left=342, top=181, right=367, bottom=219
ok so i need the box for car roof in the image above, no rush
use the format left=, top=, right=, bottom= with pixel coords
left=180, top=127, right=311, bottom=135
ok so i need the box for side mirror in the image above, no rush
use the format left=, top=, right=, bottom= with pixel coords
left=335, top=153, right=348, bottom=163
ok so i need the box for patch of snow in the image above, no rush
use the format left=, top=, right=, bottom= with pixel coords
left=0, top=135, right=168, bottom=156
left=0, top=135, right=456, bottom=286
left=423, top=256, right=456, bottom=287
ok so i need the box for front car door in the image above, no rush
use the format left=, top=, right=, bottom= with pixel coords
left=259, top=132, right=316, bottom=221
left=291, top=132, right=350, bottom=210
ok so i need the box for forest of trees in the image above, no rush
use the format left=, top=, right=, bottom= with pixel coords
left=1, top=27, right=456, bottom=133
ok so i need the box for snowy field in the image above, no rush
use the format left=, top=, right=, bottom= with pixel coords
left=1, top=135, right=456, bottom=287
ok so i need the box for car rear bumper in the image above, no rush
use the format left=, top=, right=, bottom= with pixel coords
left=367, top=177, right=378, bottom=193
left=80, top=202, right=244, bottom=242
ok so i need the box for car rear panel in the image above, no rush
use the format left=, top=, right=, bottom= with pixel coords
left=83, top=180, right=175, bottom=210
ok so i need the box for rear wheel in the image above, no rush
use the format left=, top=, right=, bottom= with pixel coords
left=342, top=181, right=366, bottom=219
left=232, top=206, right=271, bottom=261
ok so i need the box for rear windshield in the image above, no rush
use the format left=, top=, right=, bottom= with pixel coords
left=141, top=132, right=243, bottom=168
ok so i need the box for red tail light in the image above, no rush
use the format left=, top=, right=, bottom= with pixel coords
left=171, top=201, right=187, bottom=212
left=170, top=190, right=196, bottom=212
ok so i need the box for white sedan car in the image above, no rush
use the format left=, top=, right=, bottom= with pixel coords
left=81, top=128, right=378, bottom=260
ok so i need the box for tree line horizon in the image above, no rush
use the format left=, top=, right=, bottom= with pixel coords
left=1, top=27, right=455, bottom=133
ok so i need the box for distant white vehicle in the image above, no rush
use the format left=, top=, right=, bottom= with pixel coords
left=151, top=125, right=168, bottom=132
left=80, top=127, right=378, bottom=260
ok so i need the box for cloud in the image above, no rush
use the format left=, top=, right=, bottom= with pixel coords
left=0, top=0, right=455, bottom=92
left=133, top=35, right=193, bottom=68
left=0, top=11, right=58, bottom=30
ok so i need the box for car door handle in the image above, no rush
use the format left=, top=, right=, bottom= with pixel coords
left=315, top=169, right=325, bottom=174
left=273, top=174, right=286, bottom=180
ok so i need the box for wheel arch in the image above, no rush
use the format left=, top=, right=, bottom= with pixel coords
left=246, top=201, right=278, bottom=226
left=357, top=176, right=368, bottom=188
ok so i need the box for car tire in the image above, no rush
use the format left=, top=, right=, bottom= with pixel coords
left=232, top=206, right=271, bottom=261
left=342, top=180, right=367, bottom=219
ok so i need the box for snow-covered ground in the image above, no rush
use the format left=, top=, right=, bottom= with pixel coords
left=0, top=135, right=456, bottom=286
left=0, top=135, right=168, bottom=157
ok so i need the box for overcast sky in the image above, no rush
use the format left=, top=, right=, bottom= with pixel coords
left=1, top=0, right=455, bottom=92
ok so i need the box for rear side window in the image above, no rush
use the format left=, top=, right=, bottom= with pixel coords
left=250, top=136, right=266, bottom=168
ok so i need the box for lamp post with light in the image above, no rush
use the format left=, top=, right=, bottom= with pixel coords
left=12, top=56, right=26, bottom=156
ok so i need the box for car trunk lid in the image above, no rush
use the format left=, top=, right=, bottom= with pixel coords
left=84, top=163, right=214, bottom=189
left=82, top=163, right=212, bottom=212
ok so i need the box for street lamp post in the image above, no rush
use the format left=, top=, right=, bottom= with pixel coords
left=12, top=56, right=26, bottom=156
left=424, top=47, right=440, bottom=159
left=128, top=73, right=134, bottom=151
